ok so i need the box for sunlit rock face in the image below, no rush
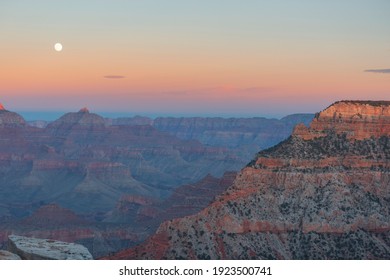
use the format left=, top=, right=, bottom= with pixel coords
left=295, top=101, right=390, bottom=140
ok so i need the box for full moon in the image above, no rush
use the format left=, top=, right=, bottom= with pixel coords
left=54, top=43, right=63, bottom=52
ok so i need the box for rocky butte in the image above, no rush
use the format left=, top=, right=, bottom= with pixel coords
left=111, top=101, right=390, bottom=260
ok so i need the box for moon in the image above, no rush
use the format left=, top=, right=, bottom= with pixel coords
left=54, top=43, right=63, bottom=52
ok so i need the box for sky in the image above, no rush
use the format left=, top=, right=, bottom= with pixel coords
left=0, top=0, right=389, bottom=118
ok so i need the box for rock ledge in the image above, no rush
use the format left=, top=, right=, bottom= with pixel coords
left=8, top=235, right=93, bottom=260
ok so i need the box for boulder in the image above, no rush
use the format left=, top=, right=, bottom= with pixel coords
left=8, top=235, right=93, bottom=260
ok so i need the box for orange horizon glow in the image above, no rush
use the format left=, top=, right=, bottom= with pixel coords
left=0, top=1, right=389, bottom=115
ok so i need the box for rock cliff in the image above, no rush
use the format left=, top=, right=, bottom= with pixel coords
left=112, top=101, right=390, bottom=260
left=295, top=101, right=390, bottom=140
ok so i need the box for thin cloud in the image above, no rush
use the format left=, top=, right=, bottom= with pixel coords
left=104, top=75, right=126, bottom=79
left=240, top=87, right=274, bottom=94
left=364, top=69, right=390, bottom=74
left=161, top=86, right=273, bottom=97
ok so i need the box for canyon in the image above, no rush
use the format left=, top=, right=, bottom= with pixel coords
left=0, top=103, right=311, bottom=258
left=111, top=101, right=390, bottom=260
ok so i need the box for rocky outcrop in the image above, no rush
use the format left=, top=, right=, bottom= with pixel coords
left=0, top=224, right=145, bottom=259
left=295, top=101, right=390, bottom=140
left=112, top=101, right=390, bottom=260
left=8, top=235, right=93, bottom=260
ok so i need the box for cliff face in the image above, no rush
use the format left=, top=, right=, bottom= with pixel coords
left=297, top=101, right=390, bottom=140
left=113, top=101, right=390, bottom=260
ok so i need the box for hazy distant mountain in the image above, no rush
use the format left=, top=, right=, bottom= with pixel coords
left=109, top=113, right=314, bottom=162
left=27, top=120, right=49, bottom=128
left=0, top=107, right=243, bottom=214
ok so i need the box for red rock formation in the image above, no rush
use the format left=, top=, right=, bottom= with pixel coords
left=111, top=101, right=390, bottom=260
left=295, top=101, right=390, bottom=140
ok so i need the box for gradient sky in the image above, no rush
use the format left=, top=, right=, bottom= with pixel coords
left=0, top=0, right=389, bottom=117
